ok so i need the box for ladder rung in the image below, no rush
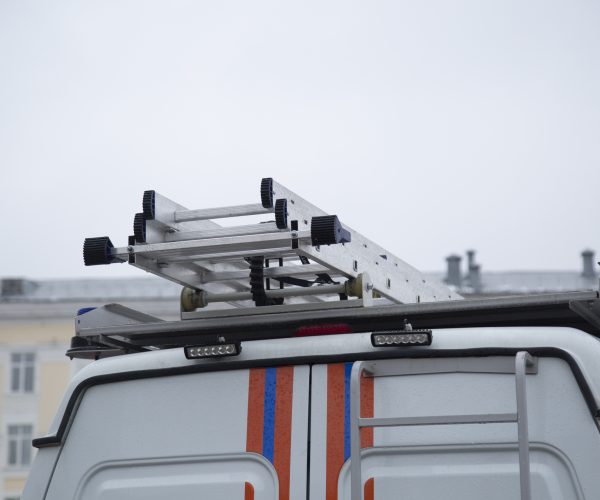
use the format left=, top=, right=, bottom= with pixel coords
left=201, top=264, right=330, bottom=283
left=163, top=222, right=282, bottom=243
left=358, top=413, right=518, bottom=428
left=175, top=203, right=271, bottom=222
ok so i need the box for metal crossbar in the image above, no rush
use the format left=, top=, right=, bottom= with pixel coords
left=350, top=353, right=536, bottom=500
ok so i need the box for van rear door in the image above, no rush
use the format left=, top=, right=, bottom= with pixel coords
left=309, top=355, right=600, bottom=499
left=43, top=365, right=309, bottom=500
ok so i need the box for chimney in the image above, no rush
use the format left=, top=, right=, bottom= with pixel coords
left=465, top=250, right=482, bottom=293
left=445, top=255, right=462, bottom=288
left=581, top=249, right=597, bottom=279
left=468, top=264, right=482, bottom=293
left=466, top=250, right=476, bottom=270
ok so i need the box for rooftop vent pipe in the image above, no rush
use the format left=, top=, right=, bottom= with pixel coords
left=445, top=255, right=462, bottom=288
left=581, top=249, right=597, bottom=279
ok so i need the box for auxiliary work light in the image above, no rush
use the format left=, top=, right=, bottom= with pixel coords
left=371, top=330, right=432, bottom=347
left=184, top=342, right=241, bottom=359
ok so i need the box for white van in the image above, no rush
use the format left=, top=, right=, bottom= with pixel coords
left=23, top=295, right=600, bottom=500
left=23, top=179, right=600, bottom=499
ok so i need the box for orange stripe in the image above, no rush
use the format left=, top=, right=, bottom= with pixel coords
left=364, top=477, right=374, bottom=500
left=244, top=482, right=255, bottom=500
left=360, top=374, right=374, bottom=448
left=273, top=366, right=294, bottom=500
left=326, top=364, right=346, bottom=500
left=246, top=368, right=265, bottom=454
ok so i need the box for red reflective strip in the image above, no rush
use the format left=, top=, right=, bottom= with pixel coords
left=247, top=368, right=265, bottom=454
left=364, top=477, right=374, bottom=500
left=326, top=364, right=346, bottom=500
left=360, top=374, right=374, bottom=448
left=294, top=323, right=352, bottom=337
left=273, top=367, right=294, bottom=500
left=244, top=482, right=255, bottom=500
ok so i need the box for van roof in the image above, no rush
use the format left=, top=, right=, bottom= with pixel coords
left=36, top=325, right=600, bottom=450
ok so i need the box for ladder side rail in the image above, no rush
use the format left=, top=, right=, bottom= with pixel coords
left=516, top=351, right=534, bottom=500
left=113, top=232, right=310, bottom=262
left=268, top=180, right=460, bottom=303
left=350, top=355, right=537, bottom=500
left=297, top=243, right=459, bottom=304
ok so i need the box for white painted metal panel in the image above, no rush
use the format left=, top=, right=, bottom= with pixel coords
left=76, top=455, right=276, bottom=500
left=337, top=445, right=583, bottom=499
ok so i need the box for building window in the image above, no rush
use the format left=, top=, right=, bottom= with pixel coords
left=7, top=424, right=33, bottom=467
left=10, top=353, right=35, bottom=393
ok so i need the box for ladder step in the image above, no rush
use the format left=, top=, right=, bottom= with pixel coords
left=175, top=203, right=271, bottom=222
left=359, top=413, right=518, bottom=428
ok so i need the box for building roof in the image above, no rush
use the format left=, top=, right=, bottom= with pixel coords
left=427, top=270, right=599, bottom=296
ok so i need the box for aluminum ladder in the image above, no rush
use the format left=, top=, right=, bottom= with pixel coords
left=83, top=178, right=460, bottom=314
left=350, top=352, right=537, bottom=500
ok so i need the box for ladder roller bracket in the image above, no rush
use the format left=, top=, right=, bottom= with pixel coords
left=311, top=215, right=352, bottom=246
left=275, top=199, right=288, bottom=229
left=261, top=178, right=274, bottom=209
left=133, top=213, right=146, bottom=243
left=83, top=237, right=116, bottom=266
left=142, top=190, right=156, bottom=220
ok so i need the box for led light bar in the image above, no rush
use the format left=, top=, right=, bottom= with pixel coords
left=184, top=342, right=241, bottom=359
left=371, top=330, right=432, bottom=347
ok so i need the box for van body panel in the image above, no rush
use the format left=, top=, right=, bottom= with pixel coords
left=42, top=366, right=309, bottom=500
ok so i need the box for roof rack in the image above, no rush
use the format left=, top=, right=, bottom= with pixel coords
left=69, top=290, right=600, bottom=359
left=83, top=177, right=460, bottom=316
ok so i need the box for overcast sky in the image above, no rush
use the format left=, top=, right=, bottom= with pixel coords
left=1, top=0, right=598, bottom=280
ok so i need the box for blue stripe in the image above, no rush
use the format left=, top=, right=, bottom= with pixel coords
left=344, top=362, right=352, bottom=460
left=263, top=367, right=277, bottom=463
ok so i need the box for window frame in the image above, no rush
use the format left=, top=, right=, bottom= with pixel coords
left=9, top=352, right=36, bottom=394
left=7, top=424, right=34, bottom=468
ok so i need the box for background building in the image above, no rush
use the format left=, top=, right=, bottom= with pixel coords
left=0, top=250, right=597, bottom=498
left=0, top=278, right=180, bottom=499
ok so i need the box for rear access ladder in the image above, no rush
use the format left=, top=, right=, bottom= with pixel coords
left=350, top=352, right=537, bottom=500
left=83, top=178, right=460, bottom=315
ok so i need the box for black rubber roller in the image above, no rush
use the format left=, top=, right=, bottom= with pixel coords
left=311, top=215, right=352, bottom=246
left=260, top=178, right=274, bottom=208
left=142, top=190, right=156, bottom=220
left=83, top=237, right=116, bottom=266
left=275, top=198, right=288, bottom=229
left=133, top=213, right=146, bottom=243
